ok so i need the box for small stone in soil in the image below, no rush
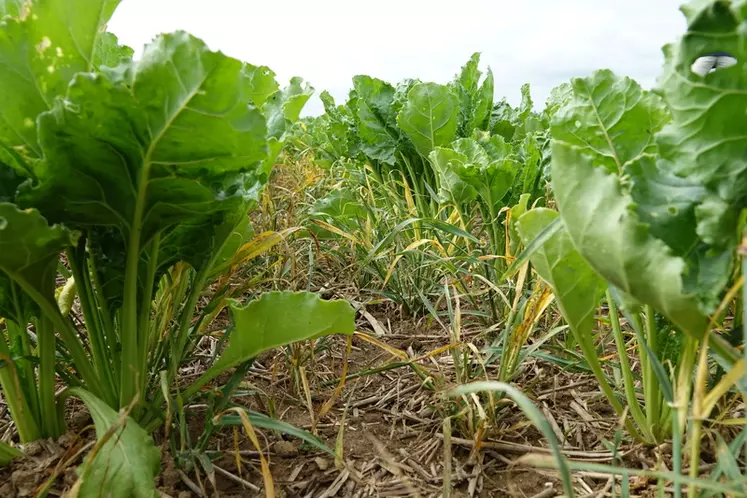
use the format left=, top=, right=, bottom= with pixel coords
left=314, top=457, right=330, bottom=471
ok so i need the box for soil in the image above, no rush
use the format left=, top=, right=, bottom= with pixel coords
left=0, top=311, right=684, bottom=497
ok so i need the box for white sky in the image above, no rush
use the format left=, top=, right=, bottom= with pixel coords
left=108, top=0, right=686, bottom=116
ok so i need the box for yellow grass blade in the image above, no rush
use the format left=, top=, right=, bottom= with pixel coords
left=222, top=408, right=275, bottom=498
left=354, top=331, right=408, bottom=361
left=383, top=238, right=444, bottom=286
left=309, top=219, right=361, bottom=245
left=317, top=335, right=353, bottom=422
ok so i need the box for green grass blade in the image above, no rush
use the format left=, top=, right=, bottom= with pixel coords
left=448, top=381, right=574, bottom=497
left=0, top=441, right=22, bottom=466
left=217, top=409, right=334, bottom=455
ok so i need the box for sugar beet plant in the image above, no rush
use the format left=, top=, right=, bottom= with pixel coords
left=305, top=55, right=556, bottom=321
left=515, top=0, right=745, bottom=460
left=0, top=0, right=355, bottom=492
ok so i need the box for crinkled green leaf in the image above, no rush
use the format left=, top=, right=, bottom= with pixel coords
left=242, top=63, right=279, bottom=108
left=92, top=31, right=133, bottom=68
left=551, top=69, right=670, bottom=174
left=397, top=82, right=459, bottom=158
left=86, top=227, right=130, bottom=311
left=657, top=0, right=747, bottom=249
left=489, top=98, right=518, bottom=141
left=70, top=388, right=160, bottom=498
left=518, top=83, right=534, bottom=123
left=431, top=147, right=479, bottom=206
left=310, top=188, right=366, bottom=220
left=469, top=69, right=494, bottom=132
left=20, top=31, right=268, bottom=247
left=430, top=136, right=517, bottom=214
left=320, top=90, right=342, bottom=120
left=0, top=0, right=122, bottom=162
left=0, top=203, right=75, bottom=322
left=551, top=71, right=709, bottom=337
left=263, top=76, right=313, bottom=140
left=625, top=155, right=731, bottom=311
left=157, top=205, right=253, bottom=275
left=352, top=75, right=399, bottom=165
left=451, top=52, right=494, bottom=136
left=542, top=82, right=572, bottom=121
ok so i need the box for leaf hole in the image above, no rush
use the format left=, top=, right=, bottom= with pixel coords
left=690, top=52, right=737, bottom=76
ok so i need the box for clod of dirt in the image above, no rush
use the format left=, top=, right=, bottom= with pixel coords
left=314, top=456, right=330, bottom=471
left=70, top=409, right=92, bottom=431
left=11, top=468, right=45, bottom=497
left=58, top=432, right=76, bottom=448
left=273, top=440, right=298, bottom=457
left=160, top=453, right=181, bottom=491
left=0, top=482, right=13, bottom=496
left=22, top=440, right=43, bottom=457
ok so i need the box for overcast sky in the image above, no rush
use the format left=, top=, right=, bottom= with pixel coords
left=107, top=0, right=687, bottom=116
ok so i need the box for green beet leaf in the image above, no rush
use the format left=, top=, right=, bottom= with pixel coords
left=550, top=68, right=734, bottom=337
left=430, top=147, right=478, bottom=206
left=469, top=70, right=494, bottom=133
left=20, top=30, right=268, bottom=245
left=0, top=203, right=75, bottom=323
left=93, top=31, right=134, bottom=68
left=242, top=63, right=280, bottom=108
left=261, top=76, right=313, bottom=173
left=206, top=213, right=256, bottom=278
left=515, top=208, right=641, bottom=431
left=550, top=69, right=670, bottom=174
left=550, top=71, right=710, bottom=337
left=450, top=53, right=494, bottom=136
left=517, top=132, right=542, bottom=199
left=185, top=291, right=355, bottom=398
left=542, top=82, right=572, bottom=122
left=309, top=188, right=366, bottom=237
left=263, top=76, right=313, bottom=141
left=625, top=155, right=731, bottom=312
left=516, top=209, right=607, bottom=347
left=70, top=388, right=160, bottom=498
left=508, top=193, right=530, bottom=255
left=430, top=136, right=517, bottom=215
left=352, top=75, right=400, bottom=165
left=489, top=99, right=518, bottom=142
left=0, top=0, right=122, bottom=166
left=657, top=1, right=747, bottom=250
left=397, top=82, right=459, bottom=158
